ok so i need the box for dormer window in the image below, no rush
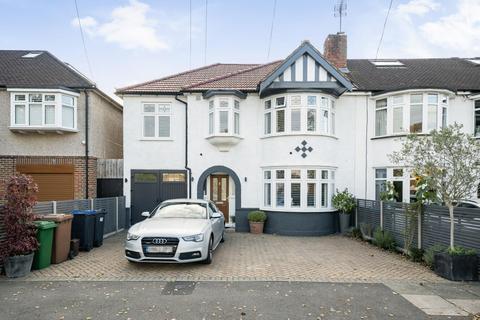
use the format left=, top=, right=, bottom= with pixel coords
left=10, top=90, right=78, bottom=132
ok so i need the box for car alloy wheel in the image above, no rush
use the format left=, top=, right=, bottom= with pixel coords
left=202, top=237, right=213, bottom=264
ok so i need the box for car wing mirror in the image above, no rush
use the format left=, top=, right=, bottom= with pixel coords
left=141, top=211, right=150, bottom=217
left=211, top=212, right=223, bottom=219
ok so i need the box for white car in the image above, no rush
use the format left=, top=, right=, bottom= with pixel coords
left=125, top=199, right=225, bottom=264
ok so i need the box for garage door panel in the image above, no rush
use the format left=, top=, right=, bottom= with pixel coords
left=29, top=173, right=74, bottom=201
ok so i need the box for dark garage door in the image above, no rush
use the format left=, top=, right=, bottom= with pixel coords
left=131, top=170, right=187, bottom=224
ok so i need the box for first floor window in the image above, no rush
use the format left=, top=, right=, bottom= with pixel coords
left=442, top=106, right=447, bottom=128
left=276, top=109, right=285, bottom=133
left=276, top=183, right=285, bottom=207
left=393, top=106, right=403, bottom=133
left=320, top=110, right=329, bottom=133
left=234, top=112, right=240, bottom=134
left=264, top=183, right=271, bottom=206
left=475, top=100, right=480, bottom=136
left=143, top=116, right=155, bottom=137
left=209, top=112, right=214, bottom=134
left=291, top=109, right=301, bottom=131
left=264, top=112, right=271, bottom=134
left=219, top=111, right=229, bottom=133
left=428, top=104, right=437, bottom=131
left=45, top=105, right=55, bottom=125
left=29, top=104, right=42, bottom=125
left=14, top=105, right=25, bottom=125
left=375, top=99, right=387, bottom=136
left=158, top=116, right=170, bottom=137
left=62, top=105, right=74, bottom=128
left=291, top=183, right=301, bottom=207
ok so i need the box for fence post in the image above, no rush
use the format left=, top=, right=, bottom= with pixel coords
left=115, top=197, right=119, bottom=232
left=417, top=210, right=422, bottom=249
left=355, top=202, right=358, bottom=228
left=90, top=198, right=94, bottom=210
left=52, top=201, right=57, bottom=214
left=380, top=201, right=384, bottom=230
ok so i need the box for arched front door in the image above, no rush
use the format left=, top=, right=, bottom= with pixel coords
left=210, top=174, right=229, bottom=222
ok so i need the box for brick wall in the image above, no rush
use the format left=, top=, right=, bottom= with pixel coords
left=323, top=32, right=347, bottom=69
left=0, top=156, right=97, bottom=200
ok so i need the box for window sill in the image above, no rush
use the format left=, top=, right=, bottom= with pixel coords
left=371, top=132, right=429, bottom=140
left=261, top=133, right=338, bottom=140
left=9, top=126, right=78, bottom=134
left=139, top=137, right=174, bottom=141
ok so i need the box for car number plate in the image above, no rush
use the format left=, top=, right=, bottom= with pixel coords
left=146, top=246, right=173, bottom=253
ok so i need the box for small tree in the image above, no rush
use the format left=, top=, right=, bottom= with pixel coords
left=0, top=175, right=39, bottom=261
left=390, top=124, right=480, bottom=249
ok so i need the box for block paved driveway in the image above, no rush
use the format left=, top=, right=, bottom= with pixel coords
left=16, top=231, right=445, bottom=283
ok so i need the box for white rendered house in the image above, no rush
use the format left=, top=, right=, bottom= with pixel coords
left=117, top=33, right=480, bottom=235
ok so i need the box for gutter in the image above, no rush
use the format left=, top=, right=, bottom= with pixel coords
left=85, top=90, right=90, bottom=198
left=175, top=94, right=192, bottom=198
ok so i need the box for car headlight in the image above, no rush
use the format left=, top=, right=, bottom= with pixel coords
left=126, top=232, right=140, bottom=241
left=182, top=234, right=204, bottom=242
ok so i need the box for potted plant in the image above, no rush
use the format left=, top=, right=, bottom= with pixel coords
left=332, top=188, right=356, bottom=233
left=248, top=210, right=267, bottom=234
left=0, top=175, right=39, bottom=278
left=390, top=124, right=480, bottom=280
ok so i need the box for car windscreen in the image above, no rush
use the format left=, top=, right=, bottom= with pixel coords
left=151, top=203, right=207, bottom=219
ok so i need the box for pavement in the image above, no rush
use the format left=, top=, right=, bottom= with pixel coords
left=16, top=231, right=443, bottom=282
left=1, top=280, right=477, bottom=320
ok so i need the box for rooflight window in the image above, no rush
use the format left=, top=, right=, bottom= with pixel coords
left=22, top=52, right=43, bottom=58
left=467, top=59, right=480, bottom=65
left=370, top=60, right=404, bottom=67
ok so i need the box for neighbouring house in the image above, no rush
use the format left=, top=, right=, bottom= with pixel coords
left=0, top=50, right=123, bottom=201
left=117, top=32, right=480, bottom=236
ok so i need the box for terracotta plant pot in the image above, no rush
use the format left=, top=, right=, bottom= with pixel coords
left=249, top=221, right=264, bottom=234
left=4, top=252, right=34, bottom=278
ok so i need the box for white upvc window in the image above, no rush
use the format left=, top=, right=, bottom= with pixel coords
left=142, top=102, right=171, bottom=139
left=374, top=91, right=449, bottom=137
left=475, top=100, right=480, bottom=137
left=207, top=96, right=241, bottom=136
left=263, top=93, right=337, bottom=137
left=10, top=91, right=77, bottom=130
left=374, top=167, right=417, bottom=203
left=262, top=167, right=336, bottom=211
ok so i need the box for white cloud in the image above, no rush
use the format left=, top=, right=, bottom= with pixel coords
left=71, top=0, right=168, bottom=51
left=396, top=0, right=439, bottom=17
left=420, top=0, right=480, bottom=53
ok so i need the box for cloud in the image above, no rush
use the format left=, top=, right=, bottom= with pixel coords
left=420, top=0, right=480, bottom=53
left=71, top=0, right=168, bottom=51
left=396, top=0, right=439, bottom=17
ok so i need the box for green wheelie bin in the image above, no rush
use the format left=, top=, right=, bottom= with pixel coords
left=32, top=220, right=57, bottom=270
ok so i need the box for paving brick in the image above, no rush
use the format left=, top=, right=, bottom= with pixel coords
left=8, top=232, right=445, bottom=282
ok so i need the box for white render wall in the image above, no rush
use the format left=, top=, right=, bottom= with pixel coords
left=122, top=89, right=478, bottom=208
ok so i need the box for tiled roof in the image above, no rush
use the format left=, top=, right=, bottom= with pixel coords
left=116, top=63, right=261, bottom=94
left=347, top=58, right=480, bottom=93
left=0, top=50, right=94, bottom=89
left=117, top=57, right=480, bottom=95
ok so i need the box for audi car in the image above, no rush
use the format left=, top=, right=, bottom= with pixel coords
left=125, top=199, right=225, bottom=264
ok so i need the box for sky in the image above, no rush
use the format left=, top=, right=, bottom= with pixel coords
left=1, top=0, right=480, bottom=101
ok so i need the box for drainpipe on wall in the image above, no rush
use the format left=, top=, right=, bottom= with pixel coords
left=85, top=90, right=90, bottom=199
left=175, top=94, right=192, bottom=198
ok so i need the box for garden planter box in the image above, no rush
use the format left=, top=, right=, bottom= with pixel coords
left=434, top=252, right=478, bottom=281
left=339, top=212, right=351, bottom=233
left=249, top=222, right=264, bottom=234
left=4, top=253, right=34, bottom=278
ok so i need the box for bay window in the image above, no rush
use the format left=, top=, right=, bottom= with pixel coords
left=207, top=96, right=241, bottom=136
left=10, top=91, right=77, bottom=130
left=262, top=167, right=336, bottom=211
left=475, top=100, right=480, bottom=137
left=142, top=103, right=171, bottom=138
left=263, top=94, right=336, bottom=136
left=374, top=92, right=448, bottom=137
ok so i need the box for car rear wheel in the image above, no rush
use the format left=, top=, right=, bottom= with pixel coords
left=220, top=231, right=225, bottom=243
left=202, top=237, right=213, bottom=264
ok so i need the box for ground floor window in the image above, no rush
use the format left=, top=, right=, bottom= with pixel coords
left=262, top=167, right=335, bottom=211
left=374, top=167, right=416, bottom=203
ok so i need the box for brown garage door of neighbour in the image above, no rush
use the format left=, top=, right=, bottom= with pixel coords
left=16, top=164, right=74, bottom=201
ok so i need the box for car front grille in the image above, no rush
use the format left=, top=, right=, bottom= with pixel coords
left=141, top=237, right=179, bottom=258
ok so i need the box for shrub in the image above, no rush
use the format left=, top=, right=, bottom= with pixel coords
left=423, top=244, right=447, bottom=269
left=447, top=246, right=477, bottom=256
left=408, top=247, right=424, bottom=262
left=248, top=210, right=267, bottom=222
left=332, top=189, right=356, bottom=214
left=0, top=175, right=39, bottom=261
left=350, top=227, right=362, bottom=239
left=372, top=228, right=396, bottom=251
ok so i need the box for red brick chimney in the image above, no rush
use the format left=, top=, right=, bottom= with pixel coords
left=323, top=32, right=347, bottom=69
